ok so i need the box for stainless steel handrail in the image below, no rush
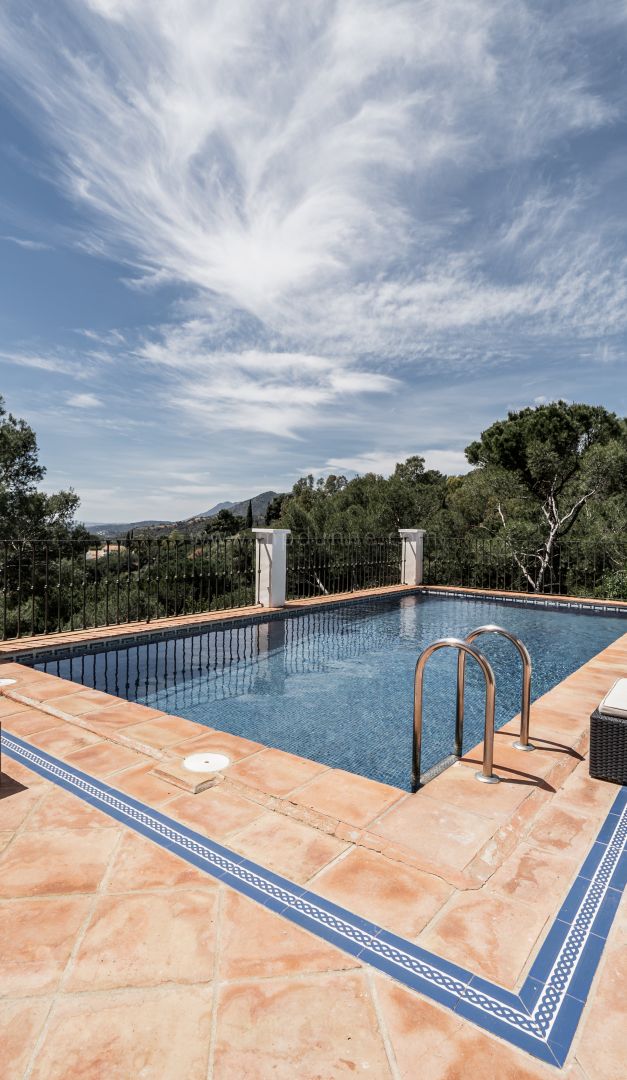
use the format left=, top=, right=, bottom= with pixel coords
left=412, top=637, right=498, bottom=792
left=456, top=625, right=533, bottom=752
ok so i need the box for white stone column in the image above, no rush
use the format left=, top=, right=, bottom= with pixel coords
left=252, top=529, right=291, bottom=607
left=399, top=529, right=426, bottom=586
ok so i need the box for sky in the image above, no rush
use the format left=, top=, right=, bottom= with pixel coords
left=0, top=1, right=626, bottom=523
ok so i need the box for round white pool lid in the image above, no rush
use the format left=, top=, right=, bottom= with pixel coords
left=183, top=752, right=231, bottom=774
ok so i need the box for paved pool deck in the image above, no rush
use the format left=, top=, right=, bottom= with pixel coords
left=0, top=587, right=625, bottom=1078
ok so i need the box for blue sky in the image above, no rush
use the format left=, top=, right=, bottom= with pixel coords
left=0, top=1, right=626, bottom=523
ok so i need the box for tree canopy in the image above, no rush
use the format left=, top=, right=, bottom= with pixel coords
left=0, top=397, right=83, bottom=539
left=268, top=401, right=627, bottom=594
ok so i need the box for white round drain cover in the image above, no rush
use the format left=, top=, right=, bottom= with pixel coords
left=183, top=752, right=230, bottom=774
left=0, top=678, right=16, bottom=686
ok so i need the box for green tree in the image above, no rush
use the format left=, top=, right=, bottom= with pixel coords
left=245, top=499, right=253, bottom=529
left=465, top=402, right=626, bottom=590
left=265, top=493, right=287, bottom=525
left=0, top=396, right=82, bottom=538
left=206, top=509, right=245, bottom=536
left=276, top=460, right=447, bottom=536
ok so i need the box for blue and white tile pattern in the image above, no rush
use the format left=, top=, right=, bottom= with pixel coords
left=2, top=730, right=625, bottom=1068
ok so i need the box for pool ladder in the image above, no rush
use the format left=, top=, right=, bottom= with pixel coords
left=411, top=625, right=534, bottom=792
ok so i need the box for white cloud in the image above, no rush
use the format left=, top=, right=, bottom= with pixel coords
left=67, top=392, right=103, bottom=408
left=0, top=350, right=91, bottom=378
left=325, top=447, right=470, bottom=477
left=1, top=0, right=626, bottom=510
left=0, top=0, right=624, bottom=373
left=135, top=322, right=396, bottom=436
left=1, top=234, right=51, bottom=250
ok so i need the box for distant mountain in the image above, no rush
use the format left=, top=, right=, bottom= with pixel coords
left=85, top=519, right=173, bottom=538
left=83, top=491, right=282, bottom=539
left=202, top=491, right=279, bottom=521
left=198, top=500, right=235, bottom=518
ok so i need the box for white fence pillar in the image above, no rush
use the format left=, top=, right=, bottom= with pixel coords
left=399, top=529, right=426, bottom=586
left=252, top=529, right=291, bottom=607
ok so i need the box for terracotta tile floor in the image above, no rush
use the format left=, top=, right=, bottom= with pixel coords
left=0, top=747, right=623, bottom=1077
left=0, top=613, right=626, bottom=1077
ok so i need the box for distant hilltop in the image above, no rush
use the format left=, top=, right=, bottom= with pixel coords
left=84, top=490, right=281, bottom=538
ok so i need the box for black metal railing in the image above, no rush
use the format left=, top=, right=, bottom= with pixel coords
left=286, top=535, right=402, bottom=600
left=423, top=535, right=627, bottom=599
left=0, top=536, right=256, bottom=640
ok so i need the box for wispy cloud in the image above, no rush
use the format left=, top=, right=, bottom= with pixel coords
left=0, top=0, right=626, bottom=519
left=0, top=350, right=91, bottom=378
left=137, top=321, right=397, bottom=437
left=67, top=392, right=102, bottom=408
left=0, top=0, right=624, bottom=377
left=1, top=234, right=51, bottom=251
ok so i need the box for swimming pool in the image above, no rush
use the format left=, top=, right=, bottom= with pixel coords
left=32, top=593, right=627, bottom=790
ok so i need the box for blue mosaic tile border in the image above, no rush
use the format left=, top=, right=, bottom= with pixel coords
left=2, top=729, right=625, bottom=1067
left=11, top=585, right=627, bottom=666
left=420, top=586, right=627, bottom=618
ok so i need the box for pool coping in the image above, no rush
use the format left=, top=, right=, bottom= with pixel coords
left=1, top=583, right=626, bottom=665
left=2, top=728, right=624, bottom=1069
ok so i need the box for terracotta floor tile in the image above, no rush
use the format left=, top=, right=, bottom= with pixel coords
left=27, top=724, right=101, bottom=756
left=370, top=793, right=497, bottom=872
left=488, top=841, right=579, bottom=911
left=64, top=740, right=142, bottom=777
left=166, top=785, right=267, bottom=839
left=121, top=713, right=202, bottom=748
left=81, top=701, right=165, bottom=731
left=219, top=887, right=360, bottom=980
left=48, top=688, right=120, bottom=715
left=213, top=971, right=392, bottom=1079
left=0, top=830, right=13, bottom=851
left=553, top=764, right=619, bottom=820
left=291, top=769, right=403, bottom=828
left=107, top=761, right=182, bottom=805
left=312, top=847, right=453, bottom=939
left=527, top=802, right=601, bottom=860
left=1, top=708, right=63, bottom=737
left=0, top=997, right=51, bottom=1078
left=105, top=830, right=214, bottom=892
left=30, top=986, right=213, bottom=1080
left=420, top=889, right=549, bottom=988
left=461, top=732, right=577, bottom=782
left=64, top=888, right=218, bottom=991
left=230, top=812, right=348, bottom=883
left=372, top=975, right=462, bottom=1072
left=25, top=786, right=116, bottom=830
left=374, top=975, right=558, bottom=1079
left=523, top=705, right=589, bottom=743
left=16, top=677, right=86, bottom=702
left=226, top=746, right=328, bottom=797
left=0, top=778, right=44, bottom=829
left=174, top=727, right=264, bottom=762
left=0, top=695, right=28, bottom=716
left=0, top=895, right=91, bottom=996
left=423, top=759, right=534, bottom=820
left=0, top=826, right=119, bottom=897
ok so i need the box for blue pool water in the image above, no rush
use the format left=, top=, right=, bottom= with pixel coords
left=33, top=594, right=627, bottom=791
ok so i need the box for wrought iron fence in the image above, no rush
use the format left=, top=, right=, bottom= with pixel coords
left=0, top=536, right=256, bottom=640
left=286, top=535, right=402, bottom=600
left=423, top=534, right=627, bottom=599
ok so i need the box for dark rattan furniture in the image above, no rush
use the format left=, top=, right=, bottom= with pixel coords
left=589, top=707, right=627, bottom=784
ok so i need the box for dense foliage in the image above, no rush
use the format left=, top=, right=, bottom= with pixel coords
left=269, top=402, right=627, bottom=597
left=2, top=397, right=627, bottom=638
